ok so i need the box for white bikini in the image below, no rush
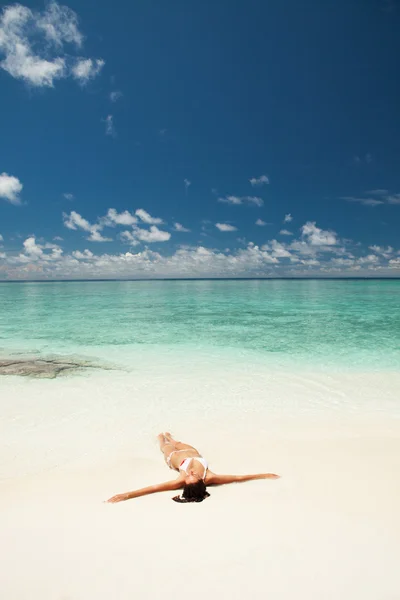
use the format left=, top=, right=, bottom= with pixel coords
left=179, top=457, right=208, bottom=480
left=167, top=450, right=208, bottom=480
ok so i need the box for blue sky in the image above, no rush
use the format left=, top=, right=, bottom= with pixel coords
left=0, top=0, right=399, bottom=279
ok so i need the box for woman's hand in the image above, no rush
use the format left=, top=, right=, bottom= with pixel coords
left=107, top=493, right=129, bottom=503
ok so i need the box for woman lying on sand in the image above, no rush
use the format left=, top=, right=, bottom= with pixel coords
left=107, top=432, right=279, bottom=504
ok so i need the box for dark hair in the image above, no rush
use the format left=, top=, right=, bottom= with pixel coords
left=172, top=480, right=210, bottom=503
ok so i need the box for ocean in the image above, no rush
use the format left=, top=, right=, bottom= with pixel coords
left=1, top=279, right=399, bottom=370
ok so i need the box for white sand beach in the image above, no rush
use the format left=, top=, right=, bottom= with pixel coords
left=1, top=363, right=400, bottom=600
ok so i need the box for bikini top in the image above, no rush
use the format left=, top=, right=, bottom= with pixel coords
left=179, top=456, right=208, bottom=480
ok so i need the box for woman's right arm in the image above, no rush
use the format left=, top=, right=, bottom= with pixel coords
left=107, top=479, right=183, bottom=503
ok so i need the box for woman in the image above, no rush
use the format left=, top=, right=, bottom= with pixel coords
left=107, top=432, right=280, bottom=504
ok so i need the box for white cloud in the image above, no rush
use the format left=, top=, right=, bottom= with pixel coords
left=216, top=223, right=237, bottom=232
left=23, top=236, right=44, bottom=258
left=301, top=222, right=337, bottom=246
left=0, top=233, right=3, bottom=243
left=267, top=240, right=292, bottom=259
left=280, top=229, right=293, bottom=236
left=2, top=227, right=400, bottom=279
left=120, top=230, right=139, bottom=246
left=72, top=249, right=94, bottom=259
left=255, top=219, right=267, bottom=226
left=218, top=195, right=263, bottom=207
left=72, top=58, right=104, bottom=83
left=0, top=2, right=104, bottom=88
left=366, top=189, right=388, bottom=195
left=369, top=245, right=393, bottom=259
left=36, top=1, right=82, bottom=47
left=174, top=222, right=190, bottom=232
left=184, top=179, right=191, bottom=190
left=342, top=190, right=400, bottom=206
left=20, top=236, right=63, bottom=261
left=342, top=196, right=384, bottom=207
left=110, top=90, right=122, bottom=102
left=63, top=192, right=74, bottom=200
left=357, top=254, right=379, bottom=264
left=87, top=229, right=112, bottom=243
left=104, top=208, right=137, bottom=226
left=104, top=115, right=116, bottom=137
left=249, top=175, right=269, bottom=187
left=63, top=210, right=91, bottom=231
left=135, top=209, right=163, bottom=225
left=63, top=210, right=111, bottom=242
left=283, top=213, right=293, bottom=223
left=134, top=225, right=171, bottom=243
left=0, top=172, right=23, bottom=204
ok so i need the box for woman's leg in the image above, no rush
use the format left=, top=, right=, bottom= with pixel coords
left=157, top=434, right=175, bottom=460
left=163, top=432, right=198, bottom=452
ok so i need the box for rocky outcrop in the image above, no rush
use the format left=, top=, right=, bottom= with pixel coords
left=0, top=356, right=107, bottom=378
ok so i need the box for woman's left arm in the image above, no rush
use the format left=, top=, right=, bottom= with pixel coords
left=207, top=473, right=280, bottom=486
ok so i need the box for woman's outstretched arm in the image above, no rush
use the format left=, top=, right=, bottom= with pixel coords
left=207, top=473, right=280, bottom=486
left=107, top=479, right=183, bottom=503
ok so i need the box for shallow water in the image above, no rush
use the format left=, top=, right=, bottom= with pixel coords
left=0, top=279, right=399, bottom=370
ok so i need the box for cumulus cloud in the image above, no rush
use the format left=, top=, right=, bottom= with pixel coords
left=255, top=219, right=267, bottom=226
left=279, top=229, right=293, bottom=236
left=0, top=2, right=104, bottom=88
left=63, top=192, right=74, bottom=200
left=72, top=249, right=93, bottom=259
left=174, top=222, right=190, bottom=232
left=120, top=230, right=139, bottom=246
left=301, top=222, right=337, bottom=246
left=249, top=175, right=269, bottom=187
left=23, top=236, right=44, bottom=258
left=135, top=209, right=163, bottom=225
left=63, top=210, right=112, bottom=242
left=20, top=236, right=63, bottom=261
left=62, top=207, right=171, bottom=245
left=2, top=226, right=400, bottom=279
left=0, top=172, right=23, bottom=204
left=265, top=240, right=293, bottom=259
left=72, top=58, right=104, bottom=83
left=216, top=223, right=237, bottom=232
left=369, top=245, right=393, bottom=258
left=134, top=225, right=171, bottom=243
left=103, top=208, right=137, bottom=226
left=218, top=195, right=263, bottom=207
left=283, top=213, right=293, bottom=223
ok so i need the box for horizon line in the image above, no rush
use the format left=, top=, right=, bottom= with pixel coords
left=1, top=277, right=400, bottom=283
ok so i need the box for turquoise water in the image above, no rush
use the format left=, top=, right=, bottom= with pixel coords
left=0, top=280, right=400, bottom=370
